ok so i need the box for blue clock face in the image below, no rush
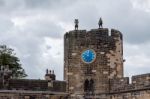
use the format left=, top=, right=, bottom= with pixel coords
left=81, top=49, right=96, bottom=63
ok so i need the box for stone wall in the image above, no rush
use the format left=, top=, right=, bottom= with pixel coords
left=0, top=91, right=68, bottom=99
left=110, top=73, right=150, bottom=93
left=110, top=89, right=150, bottom=99
left=132, top=73, right=150, bottom=88
left=0, top=79, right=66, bottom=92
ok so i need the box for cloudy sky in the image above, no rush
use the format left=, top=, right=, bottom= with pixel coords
left=0, top=0, right=150, bottom=80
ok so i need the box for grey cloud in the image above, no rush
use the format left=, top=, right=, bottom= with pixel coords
left=0, top=22, right=64, bottom=79
left=0, top=0, right=23, bottom=13
left=0, top=17, right=14, bottom=33
left=118, top=10, right=150, bottom=44
left=23, top=0, right=78, bottom=9
left=124, top=42, right=150, bottom=78
left=124, top=64, right=150, bottom=78
left=1, top=35, right=48, bottom=79
left=0, top=0, right=5, bottom=6
left=52, top=0, right=150, bottom=44
left=46, top=45, right=51, bottom=50
left=0, top=0, right=78, bottom=13
left=24, top=0, right=51, bottom=8
left=24, top=21, right=64, bottom=38
left=0, top=0, right=150, bottom=79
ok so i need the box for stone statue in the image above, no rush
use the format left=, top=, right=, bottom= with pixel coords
left=98, top=17, right=103, bottom=28
left=74, top=19, right=79, bottom=30
left=46, top=69, right=48, bottom=74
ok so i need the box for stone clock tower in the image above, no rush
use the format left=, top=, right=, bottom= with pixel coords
left=64, top=19, right=124, bottom=98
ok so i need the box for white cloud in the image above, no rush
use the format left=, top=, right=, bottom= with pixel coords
left=124, top=42, right=150, bottom=77
left=131, top=0, right=150, bottom=12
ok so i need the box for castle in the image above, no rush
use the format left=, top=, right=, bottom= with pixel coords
left=0, top=19, right=149, bottom=99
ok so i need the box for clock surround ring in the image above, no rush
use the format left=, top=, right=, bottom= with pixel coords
left=81, top=49, right=96, bottom=64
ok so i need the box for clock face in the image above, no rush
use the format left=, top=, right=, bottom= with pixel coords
left=81, top=49, right=96, bottom=63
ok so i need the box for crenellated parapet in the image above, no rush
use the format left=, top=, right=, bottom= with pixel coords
left=64, top=28, right=122, bottom=41
left=132, top=73, right=150, bottom=89
left=110, top=73, right=150, bottom=93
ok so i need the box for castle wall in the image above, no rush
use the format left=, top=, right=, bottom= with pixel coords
left=111, top=90, right=150, bottom=99
left=132, top=73, right=150, bottom=88
left=0, top=91, right=68, bottom=99
left=110, top=73, right=150, bottom=99
left=110, top=73, right=150, bottom=93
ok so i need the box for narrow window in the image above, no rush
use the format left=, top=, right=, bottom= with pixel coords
left=84, top=79, right=89, bottom=91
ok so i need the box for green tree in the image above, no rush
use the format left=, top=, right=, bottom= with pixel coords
left=0, top=45, right=27, bottom=78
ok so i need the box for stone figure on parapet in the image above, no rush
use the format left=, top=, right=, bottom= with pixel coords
left=98, top=17, right=103, bottom=28
left=74, top=19, right=79, bottom=30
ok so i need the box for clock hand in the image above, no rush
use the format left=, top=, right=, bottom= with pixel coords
left=87, top=50, right=89, bottom=56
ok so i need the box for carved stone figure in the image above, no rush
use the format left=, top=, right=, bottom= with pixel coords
left=98, top=17, right=103, bottom=28
left=74, top=19, right=79, bottom=30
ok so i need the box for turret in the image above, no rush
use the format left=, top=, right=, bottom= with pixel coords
left=64, top=19, right=124, bottom=98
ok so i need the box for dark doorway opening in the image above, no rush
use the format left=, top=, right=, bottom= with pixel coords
left=84, top=79, right=94, bottom=92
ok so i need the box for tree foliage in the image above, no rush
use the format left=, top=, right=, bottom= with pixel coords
left=0, top=45, right=27, bottom=78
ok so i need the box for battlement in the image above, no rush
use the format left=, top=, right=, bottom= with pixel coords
left=110, top=73, right=150, bottom=93
left=64, top=28, right=122, bottom=52
left=64, top=28, right=122, bottom=40
left=132, top=73, right=150, bottom=88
